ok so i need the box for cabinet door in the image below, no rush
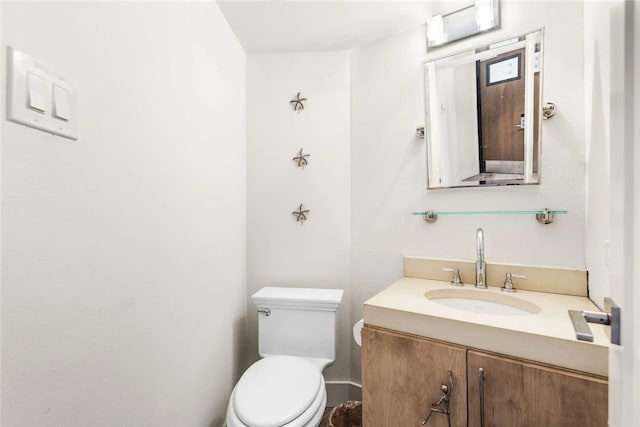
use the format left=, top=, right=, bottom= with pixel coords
left=467, top=350, right=608, bottom=427
left=362, top=326, right=467, bottom=427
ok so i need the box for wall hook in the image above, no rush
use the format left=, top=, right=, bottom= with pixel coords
left=292, top=203, right=310, bottom=224
left=416, top=126, right=426, bottom=138
left=292, top=148, right=310, bottom=167
left=289, top=92, right=307, bottom=111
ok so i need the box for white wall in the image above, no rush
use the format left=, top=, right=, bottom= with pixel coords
left=586, top=1, right=640, bottom=425
left=584, top=2, right=612, bottom=312
left=1, top=3, right=246, bottom=426
left=246, top=52, right=351, bottom=381
left=350, top=1, right=586, bottom=383
left=448, top=62, right=480, bottom=183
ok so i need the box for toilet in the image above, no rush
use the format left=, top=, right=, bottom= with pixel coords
left=226, top=286, right=344, bottom=427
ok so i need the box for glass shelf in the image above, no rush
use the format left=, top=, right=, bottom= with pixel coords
left=412, top=209, right=568, bottom=224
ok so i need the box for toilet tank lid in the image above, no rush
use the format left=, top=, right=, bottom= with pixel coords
left=252, top=287, right=344, bottom=310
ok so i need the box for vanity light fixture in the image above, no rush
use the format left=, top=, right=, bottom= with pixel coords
left=426, top=15, right=446, bottom=47
left=475, top=0, right=495, bottom=31
left=426, top=0, right=500, bottom=49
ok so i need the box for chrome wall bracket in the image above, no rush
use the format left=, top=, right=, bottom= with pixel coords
left=423, top=210, right=438, bottom=223
left=542, top=102, right=556, bottom=120
left=535, top=209, right=555, bottom=224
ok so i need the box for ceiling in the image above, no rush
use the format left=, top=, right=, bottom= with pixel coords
left=217, top=1, right=460, bottom=53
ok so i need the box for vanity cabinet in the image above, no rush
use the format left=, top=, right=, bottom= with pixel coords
left=467, top=350, right=608, bottom=427
left=362, top=325, right=467, bottom=426
left=362, top=325, right=608, bottom=427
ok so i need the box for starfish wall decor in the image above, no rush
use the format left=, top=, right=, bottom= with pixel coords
left=291, top=203, right=310, bottom=224
left=292, top=148, right=310, bottom=168
left=289, top=92, right=307, bottom=111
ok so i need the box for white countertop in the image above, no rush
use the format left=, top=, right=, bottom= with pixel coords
left=364, top=277, right=609, bottom=377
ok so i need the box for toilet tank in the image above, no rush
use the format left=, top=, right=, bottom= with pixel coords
left=252, top=287, right=344, bottom=362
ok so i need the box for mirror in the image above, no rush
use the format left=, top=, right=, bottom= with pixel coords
left=424, top=29, right=543, bottom=189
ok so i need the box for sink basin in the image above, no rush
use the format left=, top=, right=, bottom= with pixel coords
left=425, top=289, right=541, bottom=316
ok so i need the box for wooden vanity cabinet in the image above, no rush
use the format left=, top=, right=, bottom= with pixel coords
left=467, top=350, right=608, bottom=427
left=362, top=325, right=608, bottom=427
left=362, top=326, right=467, bottom=426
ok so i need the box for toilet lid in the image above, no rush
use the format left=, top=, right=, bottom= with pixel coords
left=233, top=356, right=322, bottom=427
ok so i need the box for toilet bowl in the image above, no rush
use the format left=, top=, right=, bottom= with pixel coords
left=226, top=356, right=327, bottom=427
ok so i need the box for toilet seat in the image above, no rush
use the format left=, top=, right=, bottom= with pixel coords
left=227, top=356, right=326, bottom=427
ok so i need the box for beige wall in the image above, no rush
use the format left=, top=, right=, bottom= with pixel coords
left=584, top=1, right=613, bottom=312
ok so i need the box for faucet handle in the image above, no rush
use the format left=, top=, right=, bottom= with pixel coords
left=502, top=273, right=527, bottom=292
left=443, top=267, right=463, bottom=286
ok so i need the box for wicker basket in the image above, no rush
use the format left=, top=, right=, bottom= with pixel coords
left=328, top=400, right=362, bottom=427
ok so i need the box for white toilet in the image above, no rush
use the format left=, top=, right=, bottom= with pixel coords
left=226, top=286, right=344, bottom=427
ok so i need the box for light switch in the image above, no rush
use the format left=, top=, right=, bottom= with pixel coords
left=6, top=46, right=78, bottom=140
left=27, top=71, right=47, bottom=113
left=53, top=84, right=71, bottom=121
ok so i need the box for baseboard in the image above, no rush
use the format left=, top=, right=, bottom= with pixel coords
left=325, top=381, right=362, bottom=406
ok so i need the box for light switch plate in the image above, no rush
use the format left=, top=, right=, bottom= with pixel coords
left=6, top=46, right=78, bottom=140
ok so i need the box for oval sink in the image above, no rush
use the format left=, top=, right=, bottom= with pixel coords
left=425, top=289, right=541, bottom=316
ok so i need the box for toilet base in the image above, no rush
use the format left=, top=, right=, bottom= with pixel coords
left=226, top=391, right=326, bottom=427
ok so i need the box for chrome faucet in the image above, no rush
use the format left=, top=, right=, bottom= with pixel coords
left=476, top=228, right=487, bottom=288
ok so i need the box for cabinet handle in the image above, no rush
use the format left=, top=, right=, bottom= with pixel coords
left=479, top=368, right=485, bottom=427
left=421, top=371, right=454, bottom=426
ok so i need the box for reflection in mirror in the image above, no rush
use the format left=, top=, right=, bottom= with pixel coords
left=424, top=29, right=543, bottom=189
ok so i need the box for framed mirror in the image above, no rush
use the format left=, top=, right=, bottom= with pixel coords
left=424, top=29, right=543, bottom=189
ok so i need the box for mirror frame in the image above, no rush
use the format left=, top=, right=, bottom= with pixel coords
left=424, top=28, right=544, bottom=190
